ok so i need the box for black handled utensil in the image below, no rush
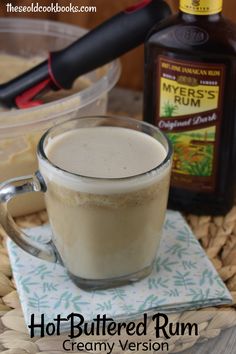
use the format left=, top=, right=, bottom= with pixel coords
left=0, top=0, right=170, bottom=109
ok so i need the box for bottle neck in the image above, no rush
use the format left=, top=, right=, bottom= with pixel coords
left=179, top=0, right=223, bottom=16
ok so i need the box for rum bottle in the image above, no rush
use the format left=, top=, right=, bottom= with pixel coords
left=144, top=0, right=236, bottom=215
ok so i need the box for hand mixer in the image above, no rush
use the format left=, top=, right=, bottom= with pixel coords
left=0, top=0, right=170, bottom=109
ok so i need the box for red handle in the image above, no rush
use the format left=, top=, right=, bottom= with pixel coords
left=125, top=0, right=152, bottom=13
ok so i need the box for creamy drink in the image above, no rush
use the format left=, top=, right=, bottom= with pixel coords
left=0, top=116, right=172, bottom=290
left=40, top=123, right=171, bottom=285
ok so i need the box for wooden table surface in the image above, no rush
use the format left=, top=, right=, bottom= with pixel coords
left=108, top=87, right=236, bottom=354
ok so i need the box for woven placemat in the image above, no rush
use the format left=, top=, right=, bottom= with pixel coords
left=0, top=208, right=236, bottom=353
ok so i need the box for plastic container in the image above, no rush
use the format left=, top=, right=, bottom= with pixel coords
left=0, top=18, right=121, bottom=216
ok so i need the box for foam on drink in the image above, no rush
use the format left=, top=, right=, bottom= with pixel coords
left=46, top=126, right=167, bottom=178
left=44, top=126, right=168, bottom=194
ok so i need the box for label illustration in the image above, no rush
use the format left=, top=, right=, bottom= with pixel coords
left=180, top=0, right=222, bottom=15
left=157, top=56, right=225, bottom=192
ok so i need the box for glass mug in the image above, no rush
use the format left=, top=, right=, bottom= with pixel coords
left=0, top=116, right=172, bottom=290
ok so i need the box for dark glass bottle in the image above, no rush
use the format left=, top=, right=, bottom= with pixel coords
left=144, top=0, right=236, bottom=215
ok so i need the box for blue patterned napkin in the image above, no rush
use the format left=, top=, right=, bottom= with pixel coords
left=7, top=210, right=232, bottom=333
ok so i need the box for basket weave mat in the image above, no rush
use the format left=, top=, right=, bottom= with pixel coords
left=0, top=207, right=236, bottom=353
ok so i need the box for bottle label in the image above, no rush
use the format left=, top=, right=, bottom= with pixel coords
left=156, top=56, right=225, bottom=192
left=180, top=0, right=222, bottom=15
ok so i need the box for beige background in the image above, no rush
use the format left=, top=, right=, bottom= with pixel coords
left=0, top=0, right=234, bottom=89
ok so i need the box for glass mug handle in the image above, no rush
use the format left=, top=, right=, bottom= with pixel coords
left=0, top=171, right=59, bottom=263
